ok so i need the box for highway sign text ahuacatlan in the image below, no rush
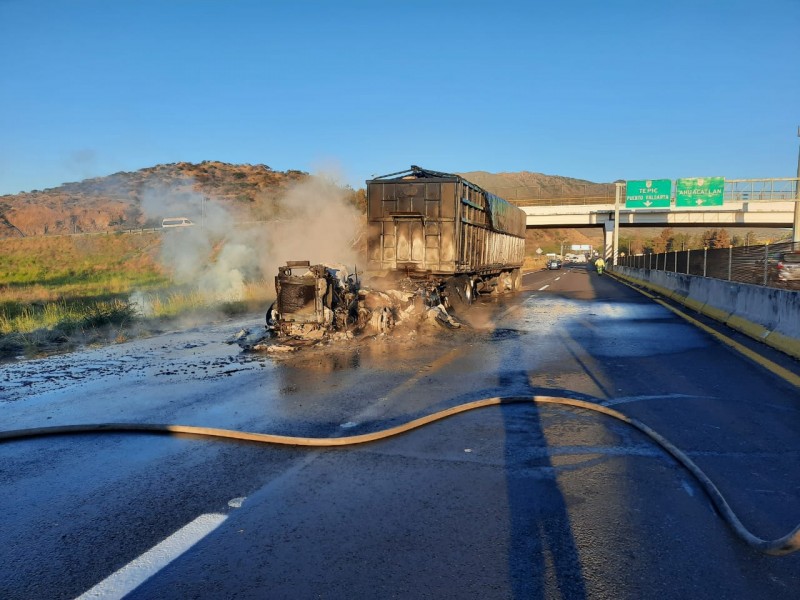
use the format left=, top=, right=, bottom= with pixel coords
left=675, top=177, right=724, bottom=207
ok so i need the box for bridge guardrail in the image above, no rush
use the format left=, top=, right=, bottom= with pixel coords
left=507, top=178, right=799, bottom=207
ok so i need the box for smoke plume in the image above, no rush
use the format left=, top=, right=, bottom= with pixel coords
left=136, top=171, right=363, bottom=305
left=258, top=172, right=363, bottom=278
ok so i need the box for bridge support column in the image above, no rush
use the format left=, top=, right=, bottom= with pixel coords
left=612, top=182, right=622, bottom=265
left=603, top=221, right=614, bottom=262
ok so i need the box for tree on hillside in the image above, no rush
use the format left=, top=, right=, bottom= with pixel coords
left=678, top=233, right=699, bottom=250
left=618, top=235, right=645, bottom=256
left=346, top=187, right=367, bottom=214
left=631, top=235, right=645, bottom=255
left=701, top=229, right=717, bottom=248
left=652, top=228, right=674, bottom=253
left=672, top=232, right=690, bottom=251
left=713, top=228, right=731, bottom=248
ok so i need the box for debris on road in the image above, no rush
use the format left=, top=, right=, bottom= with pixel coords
left=237, top=261, right=462, bottom=353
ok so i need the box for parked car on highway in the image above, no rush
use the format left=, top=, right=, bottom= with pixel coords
left=774, top=251, right=800, bottom=287
left=547, top=259, right=562, bottom=270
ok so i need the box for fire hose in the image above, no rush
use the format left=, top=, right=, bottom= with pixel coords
left=1, top=394, right=798, bottom=556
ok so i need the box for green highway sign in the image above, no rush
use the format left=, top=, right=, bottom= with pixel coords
left=675, top=177, right=724, bottom=207
left=625, top=179, right=671, bottom=208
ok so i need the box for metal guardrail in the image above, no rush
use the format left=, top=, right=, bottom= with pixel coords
left=511, top=195, right=615, bottom=207
left=725, top=178, right=800, bottom=202
left=4, top=221, right=280, bottom=239
left=507, top=178, right=799, bottom=208
left=618, top=241, right=800, bottom=290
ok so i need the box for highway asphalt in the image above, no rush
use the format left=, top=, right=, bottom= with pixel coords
left=1, top=264, right=799, bottom=599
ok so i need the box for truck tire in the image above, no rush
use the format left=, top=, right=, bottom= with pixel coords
left=459, top=276, right=474, bottom=305
left=266, top=302, right=278, bottom=330
left=511, top=268, right=522, bottom=292
left=446, top=275, right=474, bottom=307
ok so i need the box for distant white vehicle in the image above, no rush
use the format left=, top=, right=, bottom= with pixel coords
left=161, top=217, right=194, bottom=228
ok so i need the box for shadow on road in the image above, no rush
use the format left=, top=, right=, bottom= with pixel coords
left=497, top=335, right=587, bottom=599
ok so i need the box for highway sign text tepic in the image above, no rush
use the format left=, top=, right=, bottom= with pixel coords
left=625, top=179, right=671, bottom=208
left=675, top=177, right=724, bottom=207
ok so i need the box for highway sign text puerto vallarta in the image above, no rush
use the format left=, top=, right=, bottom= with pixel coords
left=625, top=179, right=671, bottom=208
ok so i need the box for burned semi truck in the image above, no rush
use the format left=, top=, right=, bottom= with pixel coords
left=265, top=166, right=526, bottom=342
left=365, top=166, right=526, bottom=303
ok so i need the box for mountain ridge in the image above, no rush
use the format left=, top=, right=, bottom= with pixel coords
left=0, top=162, right=607, bottom=239
left=0, top=161, right=308, bottom=237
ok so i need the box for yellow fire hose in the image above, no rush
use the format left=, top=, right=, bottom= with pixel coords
left=1, top=395, right=798, bottom=555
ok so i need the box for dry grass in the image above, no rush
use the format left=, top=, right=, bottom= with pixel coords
left=0, top=234, right=274, bottom=360
left=0, top=232, right=165, bottom=288
left=523, top=255, right=548, bottom=271
left=133, top=281, right=272, bottom=319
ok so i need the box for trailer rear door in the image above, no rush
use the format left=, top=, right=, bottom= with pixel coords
left=394, top=216, right=425, bottom=264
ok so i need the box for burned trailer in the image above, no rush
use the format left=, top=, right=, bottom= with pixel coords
left=365, top=166, right=526, bottom=303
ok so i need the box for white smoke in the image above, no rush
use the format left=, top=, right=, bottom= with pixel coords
left=259, top=171, right=363, bottom=278
left=136, top=171, right=364, bottom=304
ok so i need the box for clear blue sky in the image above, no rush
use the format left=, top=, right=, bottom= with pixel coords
left=1, top=0, right=798, bottom=195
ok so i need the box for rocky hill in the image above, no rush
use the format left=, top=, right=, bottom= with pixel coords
left=0, top=162, right=309, bottom=238
left=458, top=170, right=614, bottom=202
left=456, top=170, right=609, bottom=251
left=0, top=163, right=613, bottom=249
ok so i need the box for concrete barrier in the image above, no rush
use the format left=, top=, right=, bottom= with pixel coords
left=614, top=266, right=800, bottom=360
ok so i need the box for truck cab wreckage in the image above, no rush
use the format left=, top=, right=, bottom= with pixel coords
left=265, top=261, right=459, bottom=343
left=268, top=261, right=391, bottom=339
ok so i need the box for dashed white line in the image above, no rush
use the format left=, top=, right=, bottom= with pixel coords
left=75, top=511, right=231, bottom=599
left=539, top=285, right=549, bottom=291
left=601, top=393, right=714, bottom=407
left=555, top=277, right=561, bottom=281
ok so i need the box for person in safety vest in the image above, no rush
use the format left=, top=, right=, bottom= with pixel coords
left=595, top=256, right=606, bottom=275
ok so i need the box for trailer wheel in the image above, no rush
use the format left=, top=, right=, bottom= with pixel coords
left=445, top=276, right=473, bottom=307
left=511, top=268, right=522, bottom=292
left=266, top=302, right=278, bottom=330
left=459, top=276, right=474, bottom=305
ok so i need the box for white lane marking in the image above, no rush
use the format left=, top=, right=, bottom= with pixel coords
left=601, top=393, right=714, bottom=407
left=538, top=285, right=549, bottom=291
left=555, top=277, right=561, bottom=281
left=75, top=512, right=228, bottom=600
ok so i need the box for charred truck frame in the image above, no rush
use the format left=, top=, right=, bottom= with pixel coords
left=266, top=166, right=526, bottom=340
left=366, top=166, right=526, bottom=303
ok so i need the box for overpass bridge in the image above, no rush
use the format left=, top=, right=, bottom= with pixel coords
left=506, top=178, right=800, bottom=260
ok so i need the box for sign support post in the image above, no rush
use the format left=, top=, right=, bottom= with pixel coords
left=613, top=182, right=621, bottom=265
left=794, top=126, right=800, bottom=244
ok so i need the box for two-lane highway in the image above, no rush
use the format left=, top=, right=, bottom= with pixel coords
left=1, top=265, right=799, bottom=599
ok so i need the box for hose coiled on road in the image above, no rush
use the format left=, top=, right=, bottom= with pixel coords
left=2, top=395, right=798, bottom=555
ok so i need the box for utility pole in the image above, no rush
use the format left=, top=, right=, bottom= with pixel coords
left=794, top=126, right=800, bottom=244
